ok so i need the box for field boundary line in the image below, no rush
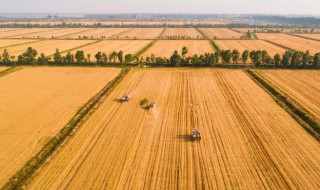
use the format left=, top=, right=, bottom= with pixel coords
left=262, top=39, right=296, bottom=52
left=50, top=40, right=102, bottom=56
left=288, top=34, right=320, bottom=42
left=133, top=39, right=159, bottom=58
left=1, top=68, right=131, bottom=190
left=195, top=28, right=219, bottom=51
left=0, top=67, right=22, bottom=78
left=245, top=69, right=320, bottom=141
left=5, top=28, right=60, bottom=38
left=0, top=40, right=43, bottom=49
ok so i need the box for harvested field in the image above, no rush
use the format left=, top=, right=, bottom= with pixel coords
left=114, top=28, right=164, bottom=39
left=0, top=40, right=95, bottom=58
left=161, top=28, right=203, bottom=39
left=232, top=28, right=320, bottom=33
left=15, top=28, right=92, bottom=39
left=0, top=39, right=37, bottom=48
left=0, top=28, right=57, bottom=38
left=0, top=28, right=20, bottom=33
left=256, top=70, right=320, bottom=118
left=215, top=40, right=286, bottom=56
left=66, top=40, right=151, bottom=59
left=142, top=40, right=214, bottom=58
left=28, top=69, right=320, bottom=190
left=62, top=28, right=130, bottom=39
left=199, top=28, right=243, bottom=39
left=0, top=67, right=121, bottom=187
left=257, top=33, right=320, bottom=54
left=296, top=34, right=320, bottom=40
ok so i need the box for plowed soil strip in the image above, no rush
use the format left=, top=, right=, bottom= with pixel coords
left=27, top=69, right=320, bottom=189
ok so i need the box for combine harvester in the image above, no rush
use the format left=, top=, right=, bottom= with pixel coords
left=120, top=95, right=130, bottom=103
left=192, top=128, right=201, bottom=140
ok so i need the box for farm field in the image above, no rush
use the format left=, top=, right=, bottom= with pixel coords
left=142, top=40, right=214, bottom=58
left=66, top=40, right=151, bottom=59
left=0, top=67, right=9, bottom=72
left=114, top=28, right=164, bottom=39
left=199, top=28, right=243, bottom=39
left=28, top=69, right=320, bottom=190
left=15, top=28, right=92, bottom=39
left=256, top=33, right=320, bottom=54
left=0, top=67, right=121, bottom=187
left=62, top=28, right=130, bottom=39
left=0, top=28, right=57, bottom=38
left=215, top=40, right=286, bottom=56
left=0, top=39, right=37, bottom=48
left=0, top=39, right=95, bottom=58
left=232, top=28, right=320, bottom=33
left=255, top=70, right=320, bottom=118
left=161, top=28, right=203, bottom=39
left=296, top=34, right=320, bottom=40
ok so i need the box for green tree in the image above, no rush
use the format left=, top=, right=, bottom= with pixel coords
left=291, top=52, right=302, bottom=67
left=221, top=50, right=232, bottom=64
left=232, top=49, right=240, bottom=64
left=118, top=51, right=123, bottom=63
left=37, top=53, right=49, bottom=65
left=242, top=50, right=249, bottom=64
left=75, top=50, right=85, bottom=63
left=274, top=53, right=281, bottom=66
left=65, top=52, right=74, bottom=63
left=170, top=51, right=182, bottom=67
left=182, top=46, right=188, bottom=57
left=151, top=53, right=156, bottom=63
left=313, top=53, right=320, bottom=67
left=95, top=51, right=103, bottom=63
left=282, top=51, right=292, bottom=67
left=102, top=52, right=108, bottom=63
left=109, top=51, right=118, bottom=62
left=2, top=49, right=11, bottom=63
left=208, top=53, right=217, bottom=67
left=125, top=54, right=134, bottom=62
left=87, top=53, right=91, bottom=62
left=53, top=49, right=62, bottom=63
left=17, top=47, right=38, bottom=65
left=302, top=50, right=310, bottom=67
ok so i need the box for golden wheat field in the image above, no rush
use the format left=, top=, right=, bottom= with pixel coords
left=113, top=28, right=164, bottom=39
left=15, top=28, right=92, bottom=39
left=62, top=28, right=130, bottom=39
left=66, top=40, right=151, bottom=59
left=296, top=34, right=320, bottom=40
left=256, top=33, right=320, bottom=54
left=0, top=39, right=95, bottom=58
left=0, top=39, right=37, bottom=48
left=215, top=40, right=286, bottom=56
left=0, top=67, right=9, bottom=72
left=199, top=28, right=243, bottom=39
left=0, top=28, right=57, bottom=38
left=0, top=67, right=121, bottom=187
left=161, top=28, right=203, bottom=39
left=255, top=70, right=320, bottom=118
left=143, top=40, right=214, bottom=58
left=27, top=69, right=320, bottom=190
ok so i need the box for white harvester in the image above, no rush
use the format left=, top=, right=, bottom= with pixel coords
left=192, top=128, right=201, bottom=140
left=121, top=95, right=130, bottom=103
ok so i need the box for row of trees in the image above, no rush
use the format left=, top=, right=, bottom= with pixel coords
left=0, top=46, right=319, bottom=68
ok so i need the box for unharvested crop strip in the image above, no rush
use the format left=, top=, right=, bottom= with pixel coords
left=195, top=28, right=219, bottom=51
left=0, top=67, right=22, bottom=78
left=1, top=68, right=130, bottom=190
left=245, top=69, right=320, bottom=141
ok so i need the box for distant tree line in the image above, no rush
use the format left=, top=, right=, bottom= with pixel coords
left=0, top=47, right=319, bottom=68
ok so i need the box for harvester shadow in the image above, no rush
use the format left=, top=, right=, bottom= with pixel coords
left=177, top=134, right=193, bottom=142
left=113, top=99, right=122, bottom=103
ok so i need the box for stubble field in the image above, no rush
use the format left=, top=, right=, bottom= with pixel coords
left=255, top=70, right=320, bottom=118
left=215, top=40, right=286, bottom=56
left=199, top=28, right=243, bottom=39
left=27, top=69, right=320, bottom=190
left=161, top=28, right=203, bottom=39
left=0, top=67, right=121, bottom=187
left=142, top=40, right=214, bottom=58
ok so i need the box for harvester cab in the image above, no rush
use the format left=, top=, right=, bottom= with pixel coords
left=121, top=95, right=130, bottom=102
left=192, top=128, right=201, bottom=140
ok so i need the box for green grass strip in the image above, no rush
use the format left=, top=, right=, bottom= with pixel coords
left=263, top=39, right=296, bottom=52
left=289, top=34, right=320, bottom=42
left=0, top=40, right=43, bottom=49
left=50, top=40, right=103, bottom=56
left=134, top=39, right=159, bottom=58
left=1, top=68, right=130, bottom=190
left=195, top=28, right=219, bottom=51
left=0, top=67, right=22, bottom=78
left=245, top=69, right=320, bottom=141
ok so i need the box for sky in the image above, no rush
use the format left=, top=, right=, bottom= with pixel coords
left=1, top=0, right=319, bottom=15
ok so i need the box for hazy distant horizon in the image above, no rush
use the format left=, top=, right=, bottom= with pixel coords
left=0, top=0, right=319, bottom=16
